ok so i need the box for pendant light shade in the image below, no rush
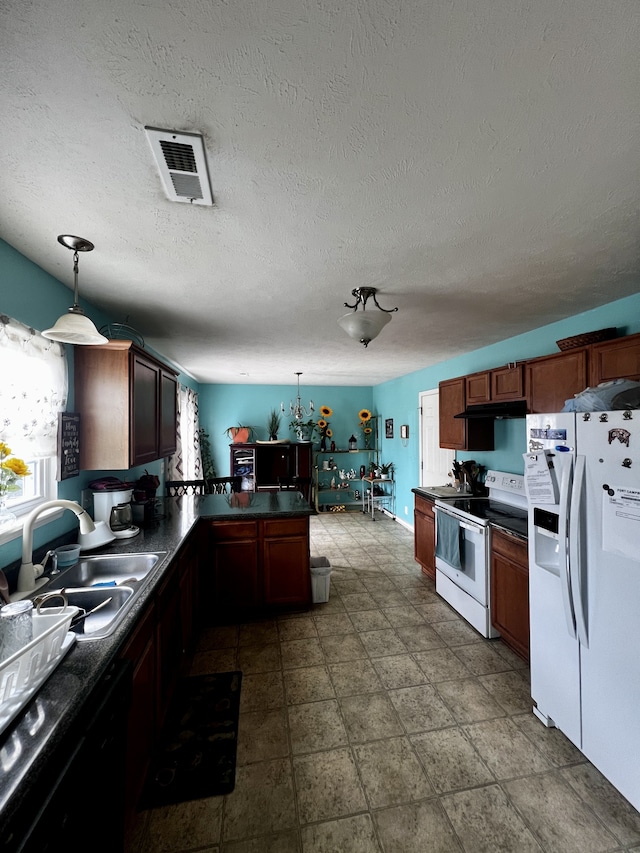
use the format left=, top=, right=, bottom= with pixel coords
left=337, top=287, right=398, bottom=347
left=42, top=236, right=108, bottom=345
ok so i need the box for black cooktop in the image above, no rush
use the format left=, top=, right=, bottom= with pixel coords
left=439, top=498, right=529, bottom=537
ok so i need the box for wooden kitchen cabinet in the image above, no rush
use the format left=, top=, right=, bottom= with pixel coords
left=490, top=528, right=529, bottom=662
left=230, top=442, right=313, bottom=491
left=439, top=376, right=494, bottom=451
left=209, top=516, right=311, bottom=614
left=465, top=365, right=525, bottom=405
left=590, top=332, right=640, bottom=386
left=74, top=339, right=177, bottom=470
left=414, top=493, right=436, bottom=580
left=526, top=347, right=588, bottom=414
left=262, top=518, right=310, bottom=605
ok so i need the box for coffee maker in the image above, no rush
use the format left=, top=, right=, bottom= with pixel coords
left=93, top=488, right=140, bottom=539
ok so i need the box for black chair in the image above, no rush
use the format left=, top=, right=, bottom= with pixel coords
left=278, top=476, right=312, bottom=502
left=206, top=476, right=242, bottom=495
left=165, top=479, right=206, bottom=496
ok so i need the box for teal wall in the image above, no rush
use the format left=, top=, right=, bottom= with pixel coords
left=1, top=236, right=639, bottom=569
left=198, top=384, right=375, bottom=477
left=374, top=292, right=640, bottom=521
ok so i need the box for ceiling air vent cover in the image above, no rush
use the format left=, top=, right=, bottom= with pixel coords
left=144, top=127, right=214, bottom=206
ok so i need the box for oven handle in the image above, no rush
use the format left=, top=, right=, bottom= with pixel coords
left=435, top=506, right=486, bottom=535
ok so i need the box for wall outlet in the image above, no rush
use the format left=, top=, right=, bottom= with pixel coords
left=160, top=460, right=165, bottom=475
left=81, top=489, right=93, bottom=511
left=404, top=505, right=408, bottom=515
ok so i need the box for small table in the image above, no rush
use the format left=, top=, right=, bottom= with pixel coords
left=361, top=477, right=396, bottom=520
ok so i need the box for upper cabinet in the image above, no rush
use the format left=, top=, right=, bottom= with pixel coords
left=590, top=333, right=640, bottom=386
left=439, top=377, right=494, bottom=451
left=526, top=347, right=588, bottom=414
left=465, top=365, right=525, bottom=405
left=75, top=341, right=178, bottom=470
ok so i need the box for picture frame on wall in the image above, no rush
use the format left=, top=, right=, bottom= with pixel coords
left=385, top=418, right=394, bottom=439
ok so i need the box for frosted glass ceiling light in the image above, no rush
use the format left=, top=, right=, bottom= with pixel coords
left=337, top=287, right=398, bottom=347
left=42, top=235, right=108, bottom=345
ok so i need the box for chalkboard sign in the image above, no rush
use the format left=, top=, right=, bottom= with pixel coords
left=58, top=412, right=80, bottom=480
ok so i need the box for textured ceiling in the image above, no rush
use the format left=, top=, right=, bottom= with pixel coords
left=1, top=0, right=638, bottom=385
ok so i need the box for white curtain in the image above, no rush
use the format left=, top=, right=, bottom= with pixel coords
left=0, top=315, right=68, bottom=457
left=168, top=385, right=202, bottom=481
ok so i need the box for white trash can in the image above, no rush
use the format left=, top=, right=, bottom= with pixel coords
left=310, top=556, right=332, bottom=603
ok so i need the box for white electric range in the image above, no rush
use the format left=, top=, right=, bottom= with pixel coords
left=434, top=470, right=528, bottom=638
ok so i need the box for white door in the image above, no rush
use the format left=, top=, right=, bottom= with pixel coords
left=419, top=390, right=454, bottom=487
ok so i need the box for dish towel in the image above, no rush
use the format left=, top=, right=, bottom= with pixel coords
left=435, top=512, right=463, bottom=570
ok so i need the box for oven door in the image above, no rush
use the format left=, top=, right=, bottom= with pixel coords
left=434, top=505, right=489, bottom=605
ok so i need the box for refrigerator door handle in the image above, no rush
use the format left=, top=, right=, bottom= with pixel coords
left=569, top=454, right=589, bottom=648
left=558, top=457, right=577, bottom=638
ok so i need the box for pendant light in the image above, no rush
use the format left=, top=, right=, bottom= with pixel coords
left=42, top=235, right=108, bottom=345
left=337, top=287, right=398, bottom=347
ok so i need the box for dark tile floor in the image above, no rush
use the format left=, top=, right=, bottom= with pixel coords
left=127, top=511, right=640, bottom=852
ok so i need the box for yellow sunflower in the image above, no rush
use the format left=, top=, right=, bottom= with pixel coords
left=320, top=405, right=333, bottom=418
left=317, top=419, right=327, bottom=429
left=363, top=427, right=373, bottom=435
left=358, top=409, right=372, bottom=422
left=326, top=428, right=333, bottom=437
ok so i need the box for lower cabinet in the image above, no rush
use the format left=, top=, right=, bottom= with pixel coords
left=0, top=660, right=132, bottom=853
left=414, top=494, right=436, bottom=580
left=210, top=516, right=311, bottom=614
left=490, top=528, right=530, bottom=662
left=119, top=531, right=201, bottom=830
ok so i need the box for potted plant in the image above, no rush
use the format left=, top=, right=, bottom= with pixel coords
left=290, top=418, right=317, bottom=443
left=266, top=409, right=281, bottom=441
left=379, top=462, right=393, bottom=479
left=224, top=425, right=255, bottom=444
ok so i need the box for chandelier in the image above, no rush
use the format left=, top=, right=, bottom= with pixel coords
left=281, top=372, right=314, bottom=420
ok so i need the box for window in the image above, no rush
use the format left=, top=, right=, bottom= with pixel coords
left=0, top=315, right=68, bottom=542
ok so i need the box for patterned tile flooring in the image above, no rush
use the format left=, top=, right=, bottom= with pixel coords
left=127, top=511, right=640, bottom=853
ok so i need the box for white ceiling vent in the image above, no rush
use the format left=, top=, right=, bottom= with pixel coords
left=144, top=127, right=214, bottom=206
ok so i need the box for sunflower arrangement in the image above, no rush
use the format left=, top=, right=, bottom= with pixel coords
left=358, top=408, right=375, bottom=447
left=0, top=442, right=31, bottom=501
left=317, top=405, right=333, bottom=444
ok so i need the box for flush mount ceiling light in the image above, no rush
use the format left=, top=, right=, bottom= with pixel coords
left=337, top=287, right=398, bottom=347
left=42, top=236, right=108, bottom=345
left=281, top=372, right=314, bottom=420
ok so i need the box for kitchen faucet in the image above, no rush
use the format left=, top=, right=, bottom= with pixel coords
left=17, top=500, right=95, bottom=593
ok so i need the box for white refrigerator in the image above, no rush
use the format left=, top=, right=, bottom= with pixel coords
left=525, top=410, right=640, bottom=811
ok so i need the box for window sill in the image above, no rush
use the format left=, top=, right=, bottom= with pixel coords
left=0, top=507, right=64, bottom=547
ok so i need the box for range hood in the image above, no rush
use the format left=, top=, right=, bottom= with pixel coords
left=454, top=400, right=528, bottom=419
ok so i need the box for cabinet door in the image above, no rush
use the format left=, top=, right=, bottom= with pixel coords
left=527, top=348, right=588, bottom=414
left=465, top=372, right=491, bottom=405
left=262, top=518, right=310, bottom=606
left=492, top=364, right=524, bottom=401
left=119, top=604, right=156, bottom=825
left=155, top=564, right=182, bottom=730
left=590, top=333, right=640, bottom=386
left=414, top=496, right=435, bottom=580
left=439, top=377, right=494, bottom=451
left=131, top=352, right=160, bottom=466
left=439, top=378, right=467, bottom=450
left=490, top=530, right=529, bottom=661
left=212, top=521, right=260, bottom=609
left=159, top=368, right=177, bottom=457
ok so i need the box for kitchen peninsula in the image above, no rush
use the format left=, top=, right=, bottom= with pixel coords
left=0, top=491, right=314, bottom=852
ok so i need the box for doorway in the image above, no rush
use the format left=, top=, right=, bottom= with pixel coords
left=419, top=389, right=454, bottom=487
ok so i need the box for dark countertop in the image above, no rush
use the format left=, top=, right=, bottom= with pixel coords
left=0, top=492, right=313, bottom=825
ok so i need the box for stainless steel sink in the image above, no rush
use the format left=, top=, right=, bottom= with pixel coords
left=36, top=586, right=135, bottom=641
left=47, top=552, right=165, bottom=590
